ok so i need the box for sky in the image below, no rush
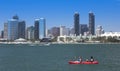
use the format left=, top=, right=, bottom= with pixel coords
left=0, top=0, right=120, bottom=32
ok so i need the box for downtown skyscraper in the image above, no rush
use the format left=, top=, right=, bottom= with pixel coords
left=34, top=18, right=46, bottom=39
left=7, top=18, right=19, bottom=40
left=34, top=19, right=39, bottom=40
left=4, top=15, right=26, bottom=40
left=39, top=18, right=46, bottom=39
left=18, top=21, right=26, bottom=39
left=74, top=12, right=80, bottom=36
left=89, top=12, right=95, bottom=35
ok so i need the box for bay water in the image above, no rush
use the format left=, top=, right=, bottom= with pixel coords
left=0, top=44, right=120, bottom=71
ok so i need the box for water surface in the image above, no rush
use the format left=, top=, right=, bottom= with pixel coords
left=0, top=44, right=119, bottom=71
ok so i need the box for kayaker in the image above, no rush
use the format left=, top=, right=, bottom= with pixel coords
left=90, top=56, right=94, bottom=62
left=78, top=57, right=82, bottom=62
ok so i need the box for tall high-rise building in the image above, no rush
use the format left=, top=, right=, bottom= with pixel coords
left=18, top=21, right=26, bottom=39
left=7, top=19, right=19, bottom=40
left=34, top=19, right=39, bottom=40
left=74, top=12, right=80, bottom=36
left=89, top=12, right=95, bottom=35
left=39, top=18, right=46, bottom=39
left=4, top=15, right=26, bottom=40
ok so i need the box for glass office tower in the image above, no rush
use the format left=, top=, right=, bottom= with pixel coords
left=7, top=19, right=19, bottom=40
left=89, top=12, right=95, bottom=35
left=34, top=19, right=39, bottom=40
left=74, top=12, right=80, bottom=36
left=18, top=21, right=26, bottom=39
left=39, top=18, right=46, bottom=39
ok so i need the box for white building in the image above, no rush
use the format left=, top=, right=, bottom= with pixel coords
left=60, top=26, right=66, bottom=36
left=96, top=25, right=104, bottom=36
left=101, top=32, right=120, bottom=38
left=60, top=26, right=70, bottom=36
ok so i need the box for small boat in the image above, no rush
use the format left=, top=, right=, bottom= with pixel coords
left=68, top=61, right=98, bottom=64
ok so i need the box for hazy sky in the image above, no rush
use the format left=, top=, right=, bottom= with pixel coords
left=0, top=0, right=120, bottom=32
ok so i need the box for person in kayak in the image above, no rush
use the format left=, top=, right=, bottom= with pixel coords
left=78, top=56, right=82, bottom=62
left=90, top=56, right=94, bottom=62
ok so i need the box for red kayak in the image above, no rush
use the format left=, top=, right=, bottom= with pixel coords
left=69, top=61, right=98, bottom=64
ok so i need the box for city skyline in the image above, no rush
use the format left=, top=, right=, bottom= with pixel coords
left=0, top=0, right=120, bottom=32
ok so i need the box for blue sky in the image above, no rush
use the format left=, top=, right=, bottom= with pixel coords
left=0, top=0, right=120, bottom=32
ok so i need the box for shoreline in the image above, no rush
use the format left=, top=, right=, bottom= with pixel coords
left=0, top=41, right=120, bottom=45
left=51, top=42, right=120, bottom=45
